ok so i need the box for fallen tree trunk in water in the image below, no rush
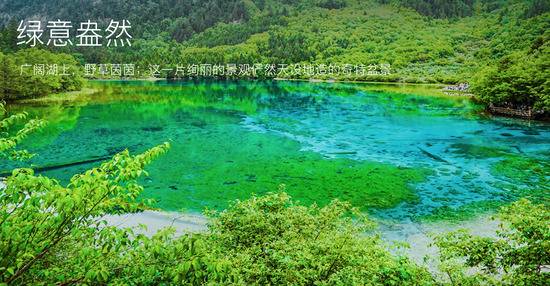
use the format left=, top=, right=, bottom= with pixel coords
left=417, top=147, right=451, bottom=164
left=327, top=151, right=358, bottom=155
left=0, top=155, right=113, bottom=177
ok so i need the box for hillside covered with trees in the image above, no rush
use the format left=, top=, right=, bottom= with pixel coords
left=0, top=0, right=548, bottom=114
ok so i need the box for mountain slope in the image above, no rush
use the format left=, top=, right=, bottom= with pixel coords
left=1, top=0, right=548, bottom=112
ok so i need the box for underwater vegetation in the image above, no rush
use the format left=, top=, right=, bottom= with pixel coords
left=491, top=154, right=549, bottom=201
left=139, top=127, right=430, bottom=211
left=2, top=80, right=549, bottom=220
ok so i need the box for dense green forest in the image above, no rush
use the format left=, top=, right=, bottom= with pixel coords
left=0, top=49, right=83, bottom=100
left=0, top=0, right=548, bottom=113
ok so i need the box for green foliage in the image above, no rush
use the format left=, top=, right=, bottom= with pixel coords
left=0, top=142, right=173, bottom=284
left=206, top=191, right=434, bottom=285
left=381, top=0, right=549, bottom=19
left=0, top=21, right=19, bottom=53
left=435, top=199, right=550, bottom=285
left=472, top=36, right=549, bottom=112
left=379, top=0, right=477, bottom=18
left=0, top=108, right=548, bottom=284
left=524, top=0, right=550, bottom=18
left=0, top=102, right=45, bottom=160
left=2, top=0, right=547, bottom=111
left=316, top=0, right=347, bottom=9
left=267, top=27, right=316, bottom=63
left=0, top=49, right=84, bottom=100
left=0, top=0, right=291, bottom=43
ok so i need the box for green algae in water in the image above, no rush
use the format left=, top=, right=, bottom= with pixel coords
left=2, top=80, right=549, bottom=220
left=419, top=154, right=550, bottom=222
left=491, top=155, right=549, bottom=200
left=416, top=151, right=550, bottom=222
left=141, top=128, right=430, bottom=211
left=448, top=143, right=510, bottom=159
left=416, top=200, right=504, bottom=223
left=492, top=156, right=549, bottom=185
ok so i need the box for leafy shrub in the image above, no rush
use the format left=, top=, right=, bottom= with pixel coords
left=435, top=199, right=550, bottom=285
left=472, top=39, right=549, bottom=112
left=207, top=191, right=434, bottom=285
left=0, top=49, right=83, bottom=100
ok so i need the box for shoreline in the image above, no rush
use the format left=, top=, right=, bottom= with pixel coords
left=102, top=210, right=208, bottom=235
left=378, top=214, right=500, bottom=270
left=89, top=79, right=547, bottom=121
left=103, top=209, right=501, bottom=268
left=9, top=78, right=546, bottom=121
left=88, top=77, right=446, bottom=86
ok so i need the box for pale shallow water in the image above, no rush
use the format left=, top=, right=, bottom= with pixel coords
left=100, top=209, right=501, bottom=270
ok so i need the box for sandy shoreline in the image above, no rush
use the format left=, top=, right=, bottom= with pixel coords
left=378, top=215, right=500, bottom=269
left=102, top=210, right=208, bottom=236
left=2, top=174, right=499, bottom=268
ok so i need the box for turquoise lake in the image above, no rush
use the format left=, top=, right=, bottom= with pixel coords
left=2, top=80, right=549, bottom=221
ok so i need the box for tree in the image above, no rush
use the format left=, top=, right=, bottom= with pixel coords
left=0, top=49, right=84, bottom=100
left=0, top=101, right=45, bottom=160
left=524, top=0, right=550, bottom=18
left=435, top=199, right=550, bottom=285
left=0, top=142, right=176, bottom=284
left=206, top=191, right=434, bottom=285
left=379, top=0, right=476, bottom=18
left=0, top=102, right=229, bottom=285
left=472, top=38, right=549, bottom=113
left=268, top=28, right=316, bottom=64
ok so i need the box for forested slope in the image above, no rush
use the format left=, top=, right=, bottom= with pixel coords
left=0, top=0, right=548, bottom=112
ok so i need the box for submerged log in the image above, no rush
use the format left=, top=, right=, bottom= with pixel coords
left=0, top=155, right=113, bottom=177
left=327, top=151, right=358, bottom=155
left=512, top=145, right=524, bottom=154
left=417, top=147, right=451, bottom=164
